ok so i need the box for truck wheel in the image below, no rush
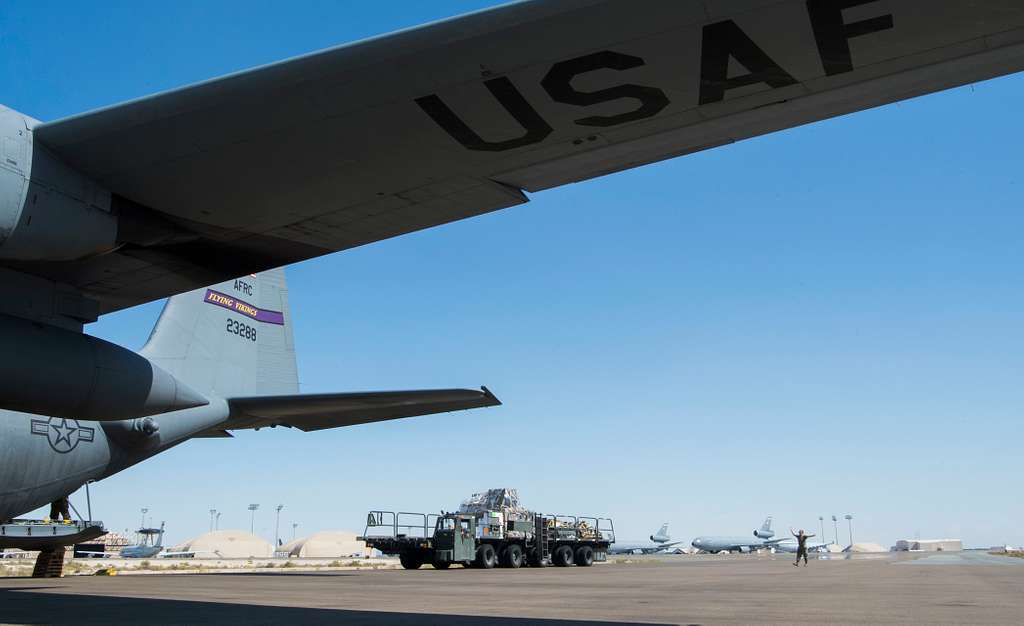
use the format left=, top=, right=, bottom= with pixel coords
left=502, top=544, right=524, bottom=569
left=575, top=545, right=594, bottom=567
left=553, top=545, right=574, bottom=567
left=399, top=552, right=423, bottom=570
left=475, top=544, right=497, bottom=569
left=431, top=559, right=451, bottom=570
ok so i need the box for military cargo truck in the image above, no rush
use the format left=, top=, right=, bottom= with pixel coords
left=359, top=489, right=614, bottom=570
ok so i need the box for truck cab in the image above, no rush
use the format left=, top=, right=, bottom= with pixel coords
left=431, top=514, right=476, bottom=566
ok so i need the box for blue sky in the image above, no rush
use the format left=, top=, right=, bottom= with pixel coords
left=2, top=1, right=1021, bottom=548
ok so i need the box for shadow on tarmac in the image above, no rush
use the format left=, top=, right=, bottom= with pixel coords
left=1, top=589, right=682, bottom=626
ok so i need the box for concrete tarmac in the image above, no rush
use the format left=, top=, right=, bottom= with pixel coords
left=2, top=552, right=1023, bottom=625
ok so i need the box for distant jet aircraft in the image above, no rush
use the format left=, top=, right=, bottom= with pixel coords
left=691, top=517, right=787, bottom=554
left=119, top=523, right=167, bottom=559
left=78, top=522, right=205, bottom=559
left=610, top=523, right=685, bottom=554
left=771, top=538, right=833, bottom=554
left=2, top=0, right=1023, bottom=554
left=81, top=522, right=164, bottom=558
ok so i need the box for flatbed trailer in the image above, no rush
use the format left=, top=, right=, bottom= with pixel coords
left=0, top=519, right=106, bottom=551
left=0, top=519, right=107, bottom=578
left=360, top=510, right=615, bottom=570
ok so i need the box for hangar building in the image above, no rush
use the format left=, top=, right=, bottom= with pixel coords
left=893, top=538, right=963, bottom=552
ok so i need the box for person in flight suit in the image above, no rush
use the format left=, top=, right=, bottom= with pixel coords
left=791, top=527, right=816, bottom=566
left=49, top=497, right=71, bottom=522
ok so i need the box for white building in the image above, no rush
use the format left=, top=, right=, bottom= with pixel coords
left=893, top=538, right=962, bottom=552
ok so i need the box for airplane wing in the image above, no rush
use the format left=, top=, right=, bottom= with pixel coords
left=196, top=387, right=500, bottom=436
left=610, top=540, right=684, bottom=555
left=722, top=538, right=788, bottom=552
left=18, top=0, right=1024, bottom=314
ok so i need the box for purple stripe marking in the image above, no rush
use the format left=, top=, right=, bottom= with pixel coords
left=204, top=289, right=285, bottom=325
left=255, top=309, right=285, bottom=325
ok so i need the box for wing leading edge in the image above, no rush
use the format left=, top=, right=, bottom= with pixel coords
left=197, top=386, right=500, bottom=437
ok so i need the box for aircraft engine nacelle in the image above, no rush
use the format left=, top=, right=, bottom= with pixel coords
left=0, top=313, right=208, bottom=420
left=738, top=546, right=751, bottom=554
left=102, top=417, right=162, bottom=451
left=0, top=107, right=121, bottom=262
left=754, top=529, right=775, bottom=539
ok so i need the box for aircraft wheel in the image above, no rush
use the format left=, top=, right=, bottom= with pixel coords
left=575, top=545, right=594, bottom=567
left=431, top=559, right=451, bottom=569
left=475, top=544, right=497, bottom=569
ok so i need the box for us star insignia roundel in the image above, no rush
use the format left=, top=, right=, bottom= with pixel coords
left=30, top=418, right=95, bottom=454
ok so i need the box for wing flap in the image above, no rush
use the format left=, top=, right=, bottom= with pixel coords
left=219, top=386, right=500, bottom=433
left=192, top=430, right=234, bottom=439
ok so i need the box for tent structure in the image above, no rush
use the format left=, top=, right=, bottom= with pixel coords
left=278, top=531, right=366, bottom=558
left=170, top=530, right=273, bottom=558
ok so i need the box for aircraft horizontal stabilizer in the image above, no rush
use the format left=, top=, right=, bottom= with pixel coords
left=210, top=387, right=500, bottom=434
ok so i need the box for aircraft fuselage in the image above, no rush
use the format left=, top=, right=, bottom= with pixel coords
left=691, top=536, right=776, bottom=553
left=0, top=401, right=228, bottom=522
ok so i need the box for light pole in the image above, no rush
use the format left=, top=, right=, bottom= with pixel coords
left=845, top=514, right=854, bottom=548
left=292, top=522, right=298, bottom=541
left=275, top=505, right=284, bottom=548
left=140, top=506, right=149, bottom=545
left=831, top=515, right=838, bottom=545
left=818, top=517, right=825, bottom=545
left=209, top=509, right=217, bottom=532
left=215, top=511, right=221, bottom=530
left=248, top=504, right=260, bottom=535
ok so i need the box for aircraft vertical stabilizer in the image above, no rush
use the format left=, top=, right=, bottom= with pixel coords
left=651, top=524, right=671, bottom=543
left=755, top=517, right=775, bottom=539
left=141, top=268, right=299, bottom=398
